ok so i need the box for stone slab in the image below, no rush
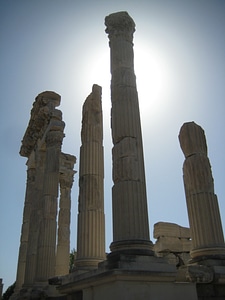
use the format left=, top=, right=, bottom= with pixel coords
left=154, top=222, right=191, bottom=239
left=154, top=236, right=192, bottom=253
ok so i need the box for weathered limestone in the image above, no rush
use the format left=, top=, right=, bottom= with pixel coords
left=55, top=153, right=76, bottom=276
left=154, top=222, right=191, bottom=240
left=35, top=122, right=65, bottom=283
left=179, top=122, right=225, bottom=260
left=105, top=11, right=153, bottom=254
left=153, top=222, right=191, bottom=266
left=75, top=84, right=106, bottom=269
left=14, top=91, right=76, bottom=298
left=49, top=13, right=200, bottom=300
left=14, top=153, right=35, bottom=293
left=23, top=148, right=46, bottom=287
left=21, top=92, right=63, bottom=288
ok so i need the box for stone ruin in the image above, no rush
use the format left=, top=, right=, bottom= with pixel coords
left=153, top=222, right=192, bottom=266
left=13, top=91, right=76, bottom=299
left=11, top=11, right=225, bottom=300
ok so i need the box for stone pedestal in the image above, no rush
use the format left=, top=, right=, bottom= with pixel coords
left=75, top=85, right=106, bottom=270
left=54, top=254, right=198, bottom=300
left=105, top=11, right=153, bottom=254
left=179, top=122, right=225, bottom=260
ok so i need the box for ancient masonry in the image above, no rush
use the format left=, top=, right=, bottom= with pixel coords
left=105, top=10, right=153, bottom=254
left=75, top=84, right=105, bottom=270
left=14, top=92, right=76, bottom=297
left=11, top=11, right=225, bottom=300
left=179, top=122, right=225, bottom=260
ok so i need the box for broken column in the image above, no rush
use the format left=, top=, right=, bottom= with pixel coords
left=35, top=110, right=65, bottom=283
left=179, top=121, right=225, bottom=260
left=16, top=91, right=76, bottom=295
left=75, top=84, right=105, bottom=269
left=55, top=153, right=76, bottom=276
left=105, top=11, right=153, bottom=254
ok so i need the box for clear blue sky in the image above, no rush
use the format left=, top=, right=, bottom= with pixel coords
left=1, top=0, right=225, bottom=292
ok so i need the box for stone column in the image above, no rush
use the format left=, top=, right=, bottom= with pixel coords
left=105, top=11, right=153, bottom=254
left=35, top=118, right=65, bottom=283
left=179, top=121, right=225, bottom=260
left=55, top=153, right=76, bottom=276
left=75, top=84, right=106, bottom=269
left=14, top=153, right=35, bottom=293
left=23, top=148, right=46, bottom=287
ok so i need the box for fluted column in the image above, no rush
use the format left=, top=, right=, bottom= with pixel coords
left=35, top=122, right=65, bottom=283
left=75, top=84, right=105, bottom=270
left=55, top=153, right=76, bottom=275
left=14, top=153, right=35, bottom=292
left=179, top=121, right=225, bottom=260
left=105, top=11, right=153, bottom=254
left=23, top=149, right=45, bottom=287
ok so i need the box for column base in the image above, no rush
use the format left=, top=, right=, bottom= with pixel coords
left=190, top=246, right=225, bottom=261
left=75, top=258, right=106, bottom=271
left=109, top=239, right=154, bottom=256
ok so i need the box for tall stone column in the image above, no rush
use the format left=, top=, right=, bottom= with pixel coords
left=23, top=148, right=46, bottom=287
left=75, top=84, right=106, bottom=270
left=179, top=121, right=225, bottom=260
left=35, top=119, right=65, bottom=283
left=105, top=12, right=153, bottom=254
left=14, top=153, right=35, bottom=293
left=55, top=153, right=76, bottom=276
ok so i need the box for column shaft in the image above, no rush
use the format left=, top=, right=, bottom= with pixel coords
left=35, top=129, right=64, bottom=282
left=179, top=122, right=225, bottom=259
left=23, top=149, right=45, bottom=287
left=76, top=84, right=105, bottom=269
left=105, top=11, right=153, bottom=253
left=55, top=154, right=76, bottom=275
left=14, top=156, right=35, bottom=292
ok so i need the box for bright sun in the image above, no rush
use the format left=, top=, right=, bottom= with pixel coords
left=86, top=41, right=173, bottom=122
left=134, top=41, right=173, bottom=118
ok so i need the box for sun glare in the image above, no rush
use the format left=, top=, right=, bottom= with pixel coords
left=134, top=41, right=172, bottom=118
left=84, top=41, right=172, bottom=123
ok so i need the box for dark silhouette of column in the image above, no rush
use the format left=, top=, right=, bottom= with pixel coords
left=14, top=153, right=35, bottom=293
left=55, top=153, right=76, bottom=275
left=23, top=149, right=45, bottom=287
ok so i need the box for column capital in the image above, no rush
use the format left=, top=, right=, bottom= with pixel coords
left=60, top=171, right=75, bottom=189
left=105, top=11, right=135, bottom=42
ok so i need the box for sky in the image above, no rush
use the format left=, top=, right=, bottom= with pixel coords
left=1, top=0, right=225, bottom=293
